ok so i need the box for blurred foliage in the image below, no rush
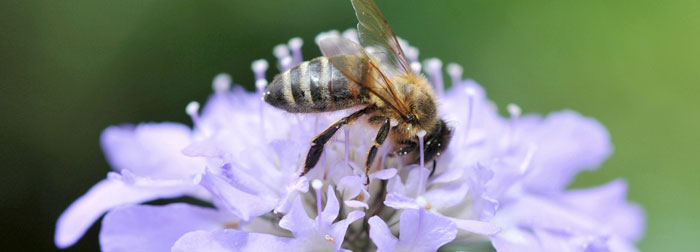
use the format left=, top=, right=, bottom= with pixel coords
left=1, top=0, right=698, bottom=250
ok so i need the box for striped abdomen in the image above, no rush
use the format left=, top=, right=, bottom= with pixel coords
left=264, top=56, right=370, bottom=113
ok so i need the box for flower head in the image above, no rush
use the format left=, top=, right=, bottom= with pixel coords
left=55, top=30, right=644, bottom=251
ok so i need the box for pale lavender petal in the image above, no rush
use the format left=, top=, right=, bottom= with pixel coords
left=371, top=168, right=397, bottom=180
left=329, top=210, right=365, bottom=250
left=561, top=179, right=645, bottom=242
left=199, top=170, right=276, bottom=221
left=55, top=178, right=196, bottom=248
left=384, top=193, right=418, bottom=210
left=101, top=123, right=204, bottom=179
left=100, top=203, right=229, bottom=252
left=494, top=195, right=604, bottom=237
left=172, top=229, right=293, bottom=252
left=447, top=217, right=500, bottom=235
left=274, top=177, right=308, bottom=214
left=321, top=186, right=340, bottom=224
left=344, top=200, right=369, bottom=209
left=368, top=216, right=398, bottom=252
left=522, top=111, right=612, bottom=191
left=278, top=196, right=314, bottom=235
left=423, top=182, right=469, bottom=210
left=490, top=228, right=542, bottom=252
left=396, top=209, right=457, bottom=252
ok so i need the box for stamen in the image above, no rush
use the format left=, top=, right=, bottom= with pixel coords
left=324, top=234, right=335, bottom=243
left=212, top=73, right=232, bottom=94
left=405, top=46, right=419, bottom=64
left=446, top=63, right=463, bottom=86
left=424, top=58, right=444, bottom=96
left=280, top=56, right=293, bottom=72
left=342, top=28, right=358, bottom=42
left=520, top=144, right=538, bottom=174
left=464, top=87, right=476, bottom=142
left=506, top=103, right=522, bottom=147
left=288, top=37, right=304, bottom=65
left=390, top=118, right=399, bottom=127
left=416, top=130, right=427, bottom=194
left=251, top=59, right=269, bottom=82
left=312, top=179, right=323, bottom=226
left=314, top=30, right=340, bottom=47
left=507, top=103, right=522, bottom=120
left=273, top=44, right=290, bottom=71
left=344, top=128, right=350, bottom=168
left=410, top=62, right=422, bottom=73
left=186, top=101, right=200, bottom=129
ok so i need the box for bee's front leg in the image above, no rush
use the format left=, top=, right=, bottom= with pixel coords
left=364, top=116, right=391, bottom=185
left=301, top=106, right=375, bottom=177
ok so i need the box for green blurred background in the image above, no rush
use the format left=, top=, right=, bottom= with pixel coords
left=1, top=0, right=698, bottom=250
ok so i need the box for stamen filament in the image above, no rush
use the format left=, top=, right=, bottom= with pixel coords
left=186, top=101, right=200, bottom=130
left=417, top=130, right=427, bottom=194
left=447, top=63, right=463, bottom=87
left=288, top=37, right=303, bottom=65
left=424, top=58, right=444, bottom=96
left=312, top=179, right=323, bottom=227
left=344, top=128, right=350, bottom=168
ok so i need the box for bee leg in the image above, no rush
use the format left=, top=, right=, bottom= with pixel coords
left=429, top=160, right=437, bottom=177
left=301, top=106, right=375, bottom=177
left=364, top=116, right=390, bottom=185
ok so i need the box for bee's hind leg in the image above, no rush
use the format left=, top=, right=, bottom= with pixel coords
left=364, top=116, right=391, bottom=185
left=301, top=106, right=375, bottom=177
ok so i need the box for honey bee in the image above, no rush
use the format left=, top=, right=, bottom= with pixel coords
left=264, top=0, right=451, bottom=184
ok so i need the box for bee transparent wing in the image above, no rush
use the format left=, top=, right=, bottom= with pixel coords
left=319, top=37, right=410, bottom=117
left=351, top=0, right=412, bottom=75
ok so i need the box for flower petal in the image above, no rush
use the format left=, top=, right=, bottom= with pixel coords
left=321, top=186, right=340, bottom=224
left=100, top=203, right=229, bottom=252
left=55, top=178, right=196, bottom=248
left=101, top=123, right=204, bottom=179
left=396, top=209, right=457, bottom=252
left=199, top=170, right=276, bottom=221
left=447, top=217, right=500, bottom=235
left=521, top=111, right=612, bottom=191
left=278, top=196, right=314, bottom=236
left=384, top=192, right=418, bottom=210
left=330, top=210, right=365, bottom=250
left=368, top=216, right=398, bottom=252
left=171, top=229, right=293, bottom=252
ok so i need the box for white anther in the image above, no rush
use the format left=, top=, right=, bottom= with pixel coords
left=255, top=79, right=268, bottom=91
left=342, top=28, right=358, bottom=42
left=507, top=103, right=522, bottom=118
left=447, top=63, right=463, bottom=84
left=280, top=56, right=293, bottom=69
left=312, top=179, right=323, bottom=190
left=416, top=129, right=427, bottom=138
left=185, top=101, right=200, bottom=116
left=410, top=62, right=422, bottom=73
left=424, top=58, right=442, bottom=71
left=192, top=173, right=203, bottom=184
left=416, top=196, right=428, bottom=208
left=405, top=46, right=419, bottom=63
left=251, top=59, right=269, bottom=74
left=212, top=73, right=232, bottom=93
left=465, top=86, right=477, bottom=97
left=315, top=30, right=340, bottom=46
left=390, top=118, right=399, bottom=127
left=273, top=44, right=289, bottom=59
left=288, top=37, right=303, bottom=50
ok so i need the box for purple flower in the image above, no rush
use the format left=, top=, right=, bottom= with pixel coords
left=55, top=30, right=644, bottom=251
